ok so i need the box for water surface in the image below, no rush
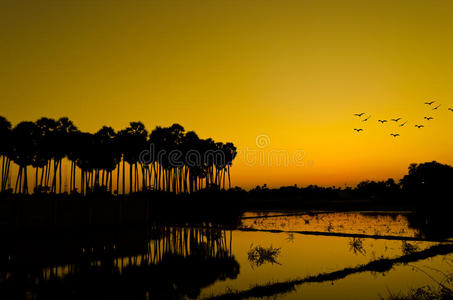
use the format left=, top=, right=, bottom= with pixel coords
left=2, top=211, right=452, bottom=299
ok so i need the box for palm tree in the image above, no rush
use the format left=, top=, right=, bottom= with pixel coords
left=67, top=130, right=83, bottom=194
left=0, top=116, right=12, bottom=192
left=11, top=122, right=40, bottom=194
left=35, top=117, right=57, bottom=193
left=165, top=124, right=185, bottom=193
left=121, top=122, right=148, bottom=194
left=51, top=117, right=78, bottom=193
left=75, top=132, right=95, bottom=195
left=181, top=131, right=200, bottom=193
left=93, top=126, right=120, bottom=192
left=3, top=116, right=238, bottom=195
left=223, top=142, right=237, bottom=189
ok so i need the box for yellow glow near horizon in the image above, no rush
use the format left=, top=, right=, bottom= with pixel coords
left=1, top=0, right=453, bottom=188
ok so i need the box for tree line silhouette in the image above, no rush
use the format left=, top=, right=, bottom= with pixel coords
left=243, top=161, right=453, bottom=212
left=0, top=116, right=237, bottom=195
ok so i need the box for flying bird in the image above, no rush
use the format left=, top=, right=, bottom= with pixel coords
left=432, top=105, right=441, bottom=110
left=415, top=125, right=424, bottom=128
left=399, top=121, right=407, bottom=127
left=424, top=116, right=433, bottom=121
left=378, top=120, right=388, bottom=124
left=354, top=113, right=365, bottom=117
left=390, top=133, right=400, bottom=138
left=362, top=115, right=371, bottom=122
left=391, top=118, right=401, bottom=122
left=425, top=101, right=436, bottom=105
left=354, top=128, right=364, bottom=132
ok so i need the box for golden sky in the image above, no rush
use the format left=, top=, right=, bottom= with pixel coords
left=1, top=0, right=453, bottom=188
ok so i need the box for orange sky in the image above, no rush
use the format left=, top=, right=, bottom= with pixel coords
left=1, top=0, right=453, bottom=188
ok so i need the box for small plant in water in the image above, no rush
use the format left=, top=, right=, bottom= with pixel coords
left=401, top=241, right=418, bottom=255
left=349, top=237, right=366, bottom=256
left=380, top=285, right=453, bottom=300
left=248, top=244, right=281, bottom=269
left=326, top=221, right=334, bottom=232
left=285, top=233, right=295, bottom=243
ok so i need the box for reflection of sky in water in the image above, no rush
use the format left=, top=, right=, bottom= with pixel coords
left=199, top=212, right=453, bottom=299
left=240, top=212, right=420, bottom=238
left=10, top=212, right=453, bottom=299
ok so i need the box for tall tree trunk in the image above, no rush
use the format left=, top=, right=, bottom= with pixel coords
left=6, top=158, right=11, bottom=191
left=44, top=161, right=49, bottom=190
left=59, top=159, right=62, bottom=194
left=91, top=171, right=94, bottom=192
left=72, top=162, right=76, bottom=193
left=81, top=170, right=85, bottom=196
left=228, top=166, right=231, bottom=189
left=129, top=162, right=133, bottom=195
left=51, top=160, right=58, bottom=193
left=0, top=156, right=4, bottom=192
left=135, top=163, right=138, bottom=192
left=109, top=170, right=113, bottom=193
left=158, top=165, right=161, bottom=191
left=46, top=160, right=52, bottom=190
left=116, top=162, right=120, bottom=195
left=69, top=161, right=73, bottom=192
left=35, top=166, right=38, bottom=193
left=40, top=165, right=45, bottom=192
left=15, top=167, right=22, bottom=194
left=23, top=166, right=28, bottom=194
left=141, top=165, right=146, bottom=191
left=122, top=158, right=125, bottom=195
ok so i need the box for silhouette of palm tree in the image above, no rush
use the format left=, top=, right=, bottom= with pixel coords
left=53, top=117, right=78, bottom=193
left=2, top=116, right=238, bottom=196
left=121, top=122, right=148, bottom=194
left=35, top=117, right=57, bottom=193
left=11, top=122, right=40, bottom=194
left=91, top=126, right=120, bottom=193
left=0, top=116, right=12, bottom=193
left=180, top=130, right=201, bottom=193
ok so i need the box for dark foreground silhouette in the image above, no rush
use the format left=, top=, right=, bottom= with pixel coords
left=207, top=243, right=453, bottom=300
left=0, top=226, right=239, bottom=300
left=1, top=161, right=453, bottom=235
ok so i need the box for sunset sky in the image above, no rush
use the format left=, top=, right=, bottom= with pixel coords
left=1, top=0, right=453, bottom=188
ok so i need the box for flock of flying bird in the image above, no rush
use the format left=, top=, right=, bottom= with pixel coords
left=353, top=101, right=453, bottom=138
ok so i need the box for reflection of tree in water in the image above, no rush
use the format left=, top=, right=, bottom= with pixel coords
left=407, top=212, right=453, bottom=240
left=0, top=226, right=239, bottom=299
left=247, top=244, right=281, bottom=269
left=349, top=238, right=366, bottom=256
left=401, top=241, right=418, bottom=255
left=285, top=233, right=295, bottom=243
